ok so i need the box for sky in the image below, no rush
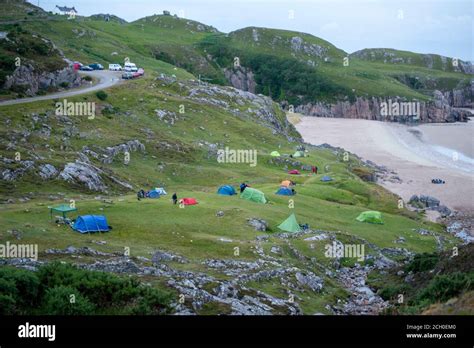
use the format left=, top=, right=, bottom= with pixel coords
left=30, top=0, right=473, bottom=61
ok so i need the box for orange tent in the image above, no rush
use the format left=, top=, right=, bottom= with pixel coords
left=281, top=180, right=292, bottom=187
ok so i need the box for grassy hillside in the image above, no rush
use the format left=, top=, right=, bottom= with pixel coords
left=0, top=65, right=460, bottom=314
left=0, top=0, right=469, bottom=315
left=2, top=1, right=471, bottom=104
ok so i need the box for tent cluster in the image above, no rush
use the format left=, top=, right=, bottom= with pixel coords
left=137, top=188, right=167, bottom=199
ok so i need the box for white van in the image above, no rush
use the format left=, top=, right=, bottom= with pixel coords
left=109, top=64, right=122, bottom=71
left=124, top=62, right=138, bottom=72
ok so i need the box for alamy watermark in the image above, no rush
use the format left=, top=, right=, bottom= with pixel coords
left=380, top=99, right=420, bottom=120
left=0, top=242, right=38, bottom=261
left=217, top=147, right=257, bottom=167
left=324, top=241, right=365, bottom=262
left=55, top=99, right=96, bottom=119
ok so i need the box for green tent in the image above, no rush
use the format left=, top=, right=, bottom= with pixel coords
left=356, top=211, right=384, bottom=224
left=270, top=151, right=281, bottom=157
left=48, top=204, right=77, bottom=221
left=278, top=213, right=302, bottom=233
left=293, top=151, right=304, bottom=158
left=240, top=187, right=267, bottom=204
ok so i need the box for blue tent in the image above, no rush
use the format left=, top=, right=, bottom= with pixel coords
left=321, top=176, right=333, bottom=182
left=217, top=185, right=236, bottom=196
left=147, top=189, right=162, bottom=198
left=276, top=187, right=295, bottom=196
left=73, top=215, right=110, bottom=234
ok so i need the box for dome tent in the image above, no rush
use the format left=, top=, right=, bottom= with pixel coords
left=147, top=188, right=166, bottom=198
left=276, top=187, right=294, bottom=196
left=320, top=175, right=333, bottom=182
left=73, top=215, right=110, bottom=234
left=356, top=211, right=383, bottom=224
left=240, top=187, right=267, bottom=204
left=181, top=198, right=198, bottom=205
left=270, top=151, right=281, bottom=157
left=293, top=151, right=304, bottom=158
left=288, top=170, right=300, bottom=175
left=217, top=185, right=236, bottom=196
left=278, top=214, right=301, bottom=233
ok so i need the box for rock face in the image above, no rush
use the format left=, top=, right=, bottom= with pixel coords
left=59, top=160, right=133, bottom=192
left=247, top=218, right=268, bottom=232
left=4, top=64, right=82, bottom=96
left=295, top=91, right=472, bottom=123
left=224, top=66, right=256, bottom=94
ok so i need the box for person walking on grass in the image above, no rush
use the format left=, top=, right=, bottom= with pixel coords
left=172, top=193, right=178, bottom=205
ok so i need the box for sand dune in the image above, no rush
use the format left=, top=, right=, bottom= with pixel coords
left=296, top=117, right=474, bottom=212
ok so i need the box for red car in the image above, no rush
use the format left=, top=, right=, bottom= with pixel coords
left=73, top=62, right=83, bottom=71
left=133, top=68, right=144, bottom=78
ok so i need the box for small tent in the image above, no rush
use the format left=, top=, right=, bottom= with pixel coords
left=281, top=180, right=292, bottom=187
left=278, top=214, right=302, bottom=233
left=276, top=187, right=294, bottom=196
left=147, top=189, right=162, bottom=198
left=181, top=198, right=198, bottom=205
left=320, top=175, right=333, bottom=182
left=155, top=187, right=167, bottom=195
left=73, top=215, right=110, bottom=234
left=270, top=151, right=281, bottom=157
left=356, top=211, right=383, bottom=224
left=288, top=170, right=300, bottom=175
left=293, top=151, right=304, bottom=158
left=240, top=187, right=267, bottom=204
left=218, top=185, right=236, bottom=196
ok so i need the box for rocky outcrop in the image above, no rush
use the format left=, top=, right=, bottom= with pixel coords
left=59, top=160, right=133, bottom=192
left=165, top=75, right=299, bottom=140
left=4, top=64, right=82, bottom=96
left=351, top=49, right=474, bottom=74
left=224, top=66, right=256, bottom=94
left=295, top=90, right=471, bottom=123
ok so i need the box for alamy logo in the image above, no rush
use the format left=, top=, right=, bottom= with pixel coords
left=324, top=241, right=365, bottom=262
left=55, top=99, right=95, bottom=119
left=380, top=99, right=420, bottom=120
left=217, top=147, right=257, bottom=167
left=0, top=242, right=38, bottom=261
left=18, top=322, right=56, bottom=341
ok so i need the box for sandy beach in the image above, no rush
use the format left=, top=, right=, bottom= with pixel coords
left=295, top=116, right=474, bottom=213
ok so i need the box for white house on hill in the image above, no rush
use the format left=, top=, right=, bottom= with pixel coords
left=55, top=5, right=78, bottom=16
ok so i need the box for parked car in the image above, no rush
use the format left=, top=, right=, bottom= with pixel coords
left=132, top=71, right=141, bottom=78
left=122, top=72, right=134, bottom=79
left=124, top=62, right=138, bottom=72
left=136, top=68, right=145, bottom=76
left=79, top=66, right=93, bottom=71
left=73, top=62, right=83, bottom=71
left=109, top=64, right=122, bottom=71
left=89, top=63, right=104, bottom=70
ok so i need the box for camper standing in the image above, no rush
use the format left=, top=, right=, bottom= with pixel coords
left=172, top=193, right=178, bottom=205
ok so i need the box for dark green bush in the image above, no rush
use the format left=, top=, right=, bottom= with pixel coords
left=96, top=90, right=108, bottom=101
left=43, top=286, right=95, bottom=315
left=0, top=267, right=40, bottom=312
left=414, top=272, right=473, bottom=305
left=378, top=284, right=410, bottom=301
left=405, top=253, right=439, bottom=273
